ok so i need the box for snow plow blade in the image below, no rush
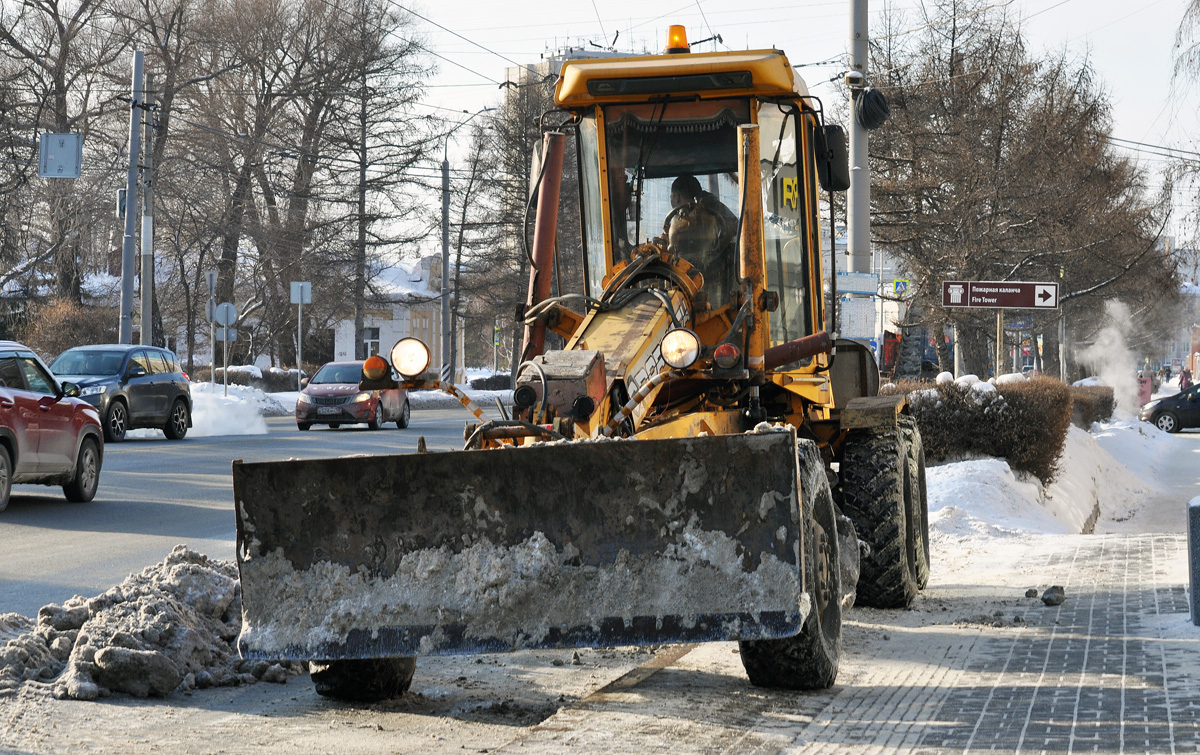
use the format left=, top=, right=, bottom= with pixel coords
left=232, top=430, right=808, bottom=661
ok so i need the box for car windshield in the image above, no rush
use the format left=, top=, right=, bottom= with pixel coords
left=51, top=350, right=126, bottom=376
left=311, top=364, right=363, bottom=384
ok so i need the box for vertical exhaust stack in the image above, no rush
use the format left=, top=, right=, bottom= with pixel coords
left=521, top=131, right=566, bottom=363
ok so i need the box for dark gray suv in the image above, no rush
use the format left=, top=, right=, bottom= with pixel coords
left=50, top=345, right=192, bottom=442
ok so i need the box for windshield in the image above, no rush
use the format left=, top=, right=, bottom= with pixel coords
left=598, top=99, right=749, bottom=307
left=50, top=350, right=127, bottom=376
left=311, top=363, right=365, bottom=384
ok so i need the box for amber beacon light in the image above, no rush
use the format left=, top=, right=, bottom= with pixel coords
left=665, top=25, right=690, bottom=54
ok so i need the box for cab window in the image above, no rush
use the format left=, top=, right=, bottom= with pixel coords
left=17, top=357, right=57, bottom=395
left=758, top=101, right=814, bottom=344
left=0, top=356, right=21, bottom=389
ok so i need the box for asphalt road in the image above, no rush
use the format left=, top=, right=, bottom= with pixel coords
left=0, top=406, right=488, bottom=618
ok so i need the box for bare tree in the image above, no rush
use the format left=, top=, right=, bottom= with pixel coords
left=871, top=0, right=1175, bottom=378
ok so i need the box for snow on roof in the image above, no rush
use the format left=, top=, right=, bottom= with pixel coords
left=368, top=256, right=438, bottom=302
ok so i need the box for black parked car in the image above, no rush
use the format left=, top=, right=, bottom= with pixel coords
left=1139, top=383, right=1200, bottom=433
left=50, top=345, right=192, bottom=442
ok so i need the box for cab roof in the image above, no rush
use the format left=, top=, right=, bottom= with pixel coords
left=554, top=49, right=810, bottom=108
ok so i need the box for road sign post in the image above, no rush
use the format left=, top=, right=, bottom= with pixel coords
left=290, top=282, right=311, bottom=390
left=214, top=303, right=238, bottom=397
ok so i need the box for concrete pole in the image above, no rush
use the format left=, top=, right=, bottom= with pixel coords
left=297, top=301, right=303, bottom=391
left=846, top=0, right=870, bottom=277
left=140, top=74, right=155, bottom=346
left=1059, top=314, right=1067, bottom=382
left=119, top=51, right=144, bottom=344
left=995, top=311, right=1003, bottom=378
left=441, top=155, right=451, bottom=383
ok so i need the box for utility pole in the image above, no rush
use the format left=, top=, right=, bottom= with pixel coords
left=140, top=73, right=155, bottom=346
left=440, top=107, right=493, bottom=385
left=119, top=51, right=144, bottom=344
left=441, top=154, right=451, bottom=383
left=846, top=0, right=870, bottom=279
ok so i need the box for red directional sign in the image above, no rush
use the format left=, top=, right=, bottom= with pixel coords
left=942, top=281, right=1059, bottom=310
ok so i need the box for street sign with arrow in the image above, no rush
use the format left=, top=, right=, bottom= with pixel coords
left=942, top=281, right=1059, bottom=310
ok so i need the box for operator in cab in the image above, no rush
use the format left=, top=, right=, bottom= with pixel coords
left=659, top=173, right=739, bottom=309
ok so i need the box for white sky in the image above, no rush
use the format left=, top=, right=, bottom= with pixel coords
left=410, top=0, right=1198, bottom=236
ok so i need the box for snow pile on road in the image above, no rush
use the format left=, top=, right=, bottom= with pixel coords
left=126, top=382, right=284, bottom=439
left=0, top=546, right=302, bottom=700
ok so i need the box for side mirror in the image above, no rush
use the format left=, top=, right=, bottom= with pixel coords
left=127, top=365, right=147, bottom=379
left=814, top=124, right=851, bottom=192
left=300, top=377, right=310, bottom=389
left=61, top=381, right=80, bottom=398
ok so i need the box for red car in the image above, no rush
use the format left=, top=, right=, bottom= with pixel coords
left=0, top=341, right=104, bottom=512
left=295, top=360, right=410, bottom=431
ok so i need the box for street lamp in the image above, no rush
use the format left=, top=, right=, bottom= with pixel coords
left=440, top=106, right=495, bottom=385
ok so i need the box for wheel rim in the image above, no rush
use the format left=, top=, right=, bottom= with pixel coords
left=401, top=401, right=410, bottom=425
left=1157, top=414, right=1176, bottom=432
left=0, top=451, right=10, bottom=495
left=171, top=404, right=188, bottom=435
left=79, top=445, right=99, bottom=495
left=109, top=405, right=126, bottom=438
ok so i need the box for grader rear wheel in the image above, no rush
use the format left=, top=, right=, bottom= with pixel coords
left=840, top=423, right=919, bottom=609
left=738, top=438, right=841, bottom=689
left=900, top=416, right=930, bottom=589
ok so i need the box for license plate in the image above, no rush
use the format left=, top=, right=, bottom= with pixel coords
left=317, top=407, right=340, bottom=415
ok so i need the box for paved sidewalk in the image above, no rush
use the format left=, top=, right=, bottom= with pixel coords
left=505, top=534, right=1199, bottom=754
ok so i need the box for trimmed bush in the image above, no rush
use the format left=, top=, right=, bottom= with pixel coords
left=1070, top=385, right=1115, bottom=427
left=470, top=374, right=511, bottom=390
left=882, top=376, right=1073, bottom=484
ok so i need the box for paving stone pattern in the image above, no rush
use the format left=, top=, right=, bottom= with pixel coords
left=797, top=535, right=1198, bottom=754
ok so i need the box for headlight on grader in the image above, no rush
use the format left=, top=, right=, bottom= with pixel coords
left=661, top=328, right=700, bottom=369
left=391, top=338, right=430, bottom=378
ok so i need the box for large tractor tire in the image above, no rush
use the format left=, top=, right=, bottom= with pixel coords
left=309, top=657, right=416, bottom=702
left=899, top=416, right=930, bottom=589
left=739, top=439, right=841, bottom=689
left=840, top=422, right=919, bottom=609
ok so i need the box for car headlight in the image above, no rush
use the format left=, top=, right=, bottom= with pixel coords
left=661, top=328, right=700, bottom=369
left=297, top=393, right=312, bottom=404
left=80, top=385, right=108, bottom=396
left=352, top=392, right=374, bottom=403
left=391, top=337, right=430, bottom=378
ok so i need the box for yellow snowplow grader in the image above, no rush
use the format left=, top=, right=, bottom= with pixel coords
left=233, top=28, right=929, bottom=699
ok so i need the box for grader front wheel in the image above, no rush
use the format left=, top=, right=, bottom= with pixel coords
left=738, top=439, right=842, bottom=690
left=309, top=657, right=417, bottom=702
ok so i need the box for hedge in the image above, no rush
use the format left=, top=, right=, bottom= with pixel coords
left=881, top=376, right=1073, bottom=485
